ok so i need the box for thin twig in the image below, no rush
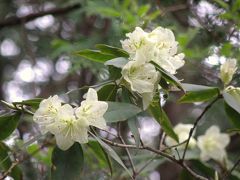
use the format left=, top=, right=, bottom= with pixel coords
left=101, top=137, right=208, bottom=180
left=223, top=156, right=240, bottom=179
left=0, top=3, right=81, bottom=29
left=182, top=95, right=221, bottom=160
left=117, top=123, right=136, bottom=178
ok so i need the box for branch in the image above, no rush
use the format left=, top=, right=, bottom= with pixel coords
left=182, top=95, right=221, bottom=160
left=0, top=3, right=81, bottom=29
left=224, top=155, right=240, bottom=179
left=101, top=138, right=208, bottom=180
left=117, top=123, right=136, bottom=178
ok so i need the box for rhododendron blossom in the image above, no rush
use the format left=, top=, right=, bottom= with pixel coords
left=197, top=126, right=230, bottom=162
left=33, top=88, right=108, bottom=150
left=165, top=123, right=196, bottom=149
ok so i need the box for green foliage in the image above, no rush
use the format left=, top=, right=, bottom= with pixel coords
left=225, top=102, right=240, bottom=128
left=104, top=102, right=141, bottom=122
left=87, top=140, right=113, bottom=175
left=148, top=96, right=179, bottom=142
left=178, top=88, right=219, bottom=103
left=91, top=133, right=131, bottom=177
left=95, top=44, right=129, bottom=58
left=0, top=142, right=22, bottom=180
left=27, top=144, right=53, bottom=166
left=51, top=143, right=84, bottom=180
left=151, top=61, right=184, bottom=91
left=13, top=98, right=43, bottom=109
left=104, top=57, right=128, bottom=68
left=0, top=112, right=20, bottom=140
left=223, top=90, right=240, bottom=114
left=75, top=49, right=116, bottom=63
left=97, top=84, right=118, bottom=101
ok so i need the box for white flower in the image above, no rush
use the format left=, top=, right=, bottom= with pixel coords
left=33, top=95, right=62, bottom=134
left=75, top=88, right=108, bottom=130
left=153, top=53, right=185, bottom=74
left=121, top=27, right=149, bottom=57
left=220, top=58, right=237, bottom=85
left=121, top=61, right=160, bottom=94
left=121, top=26, right=185, bottom=74
left=148, top=26, right=178, bottom=56
left=47, top=104, right=89, bottom=150
left=33, top=88, right=108, bottom=150
left=197, top=126, right=230, bottom=162
left=165, top=123, right=196, bottom=149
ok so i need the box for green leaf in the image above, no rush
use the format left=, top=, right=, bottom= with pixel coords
left=91, top=133, right=131, bottom=177
left=88, top=140, right=113, bottom=175
left=104, top=102, right=141, bottom=123
left=148, top=98, right=178, bottom=142
left=75, top=49, right=116, bottom=63
left=190, top=160, right=215, bottom=178
left=225, top=102, right=240, bottom=128
left=108, top=66, right=122, bottom=80
left=137, top=4, right=150, bottom=17
left=213, top=0, right=229, bottom=9
left=13, top=98, right=43, bottom=109
left=97, top=84, right=118, bottom=101
left=151, top=61, right=184, bottom=91
left=51, top=143, right=84, bottom=180
left=95, top=44, right=129, bottom=57
left=223, top=88, right=240, bottom=114
left=178, top=88, right=219, bottom=103
left=104, top=57, right=128, bottom=68
left=127, top=117, right=140, bottom=147
left=27, top=144, right=53, bottom=166
left=96, top=7, right=121, bottom=17
left=182, top=83, right=218, bottom=91
left=0, top=142, right=22, bottom=180
left=0, top=113, right=20, bottom=140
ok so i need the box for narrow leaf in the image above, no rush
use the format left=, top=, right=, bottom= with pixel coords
left=151, top=61, right=184, bottom=91
left=178, top=88, right=219, bottom=103
left=96, top=44, right=129, bottom=57
left=91, top=133, right=131, bottom=177
left=104, top=57, right=128, bottom=68
left=75, top=49, right=115, bottom=63
left=148, top=99, right=178, bottom=142
left=225, top=102, right=240, bottom=128
left=223, top=89, right=240, bottom=114
left=127, top=117, right=140, bottom=147
left=88, top=140, right=113, bottom=175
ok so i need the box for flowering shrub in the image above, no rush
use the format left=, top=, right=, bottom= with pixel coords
left=0, top=26, right=239, bottom=180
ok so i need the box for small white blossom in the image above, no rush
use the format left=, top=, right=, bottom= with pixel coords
left=120, top=27, right=149, bottom=57
left=220, top=58, right=237, bottom=85
left=75, top=88, right=108, bottom=130
left=47, top=104, right=89, bottom=150
left=33, top=95, right=62, bottom=134
left=197, top=126, right=230, bottom=162
left=165, top=123, right=196, bottom=149
left=33, top=88, right=108, bottom=150
left=121, top=61, right=160, bottom=94
left=121, top=26, right=185, bottom=74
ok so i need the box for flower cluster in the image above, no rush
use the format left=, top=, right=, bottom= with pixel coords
left=120, top=27, right=184, bottom=109
left=33, top=88, right=108, bottom=150
left=165, top=124, right=230, bottom=163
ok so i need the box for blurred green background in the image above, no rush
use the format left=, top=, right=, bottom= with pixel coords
left=0, top=0, right=240, bottom=179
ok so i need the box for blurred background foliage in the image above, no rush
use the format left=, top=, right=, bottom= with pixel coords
left=0, top=0, right=240, bottom=179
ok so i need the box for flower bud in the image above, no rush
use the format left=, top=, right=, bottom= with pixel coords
left=220, top=58, right=237, bottom=85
